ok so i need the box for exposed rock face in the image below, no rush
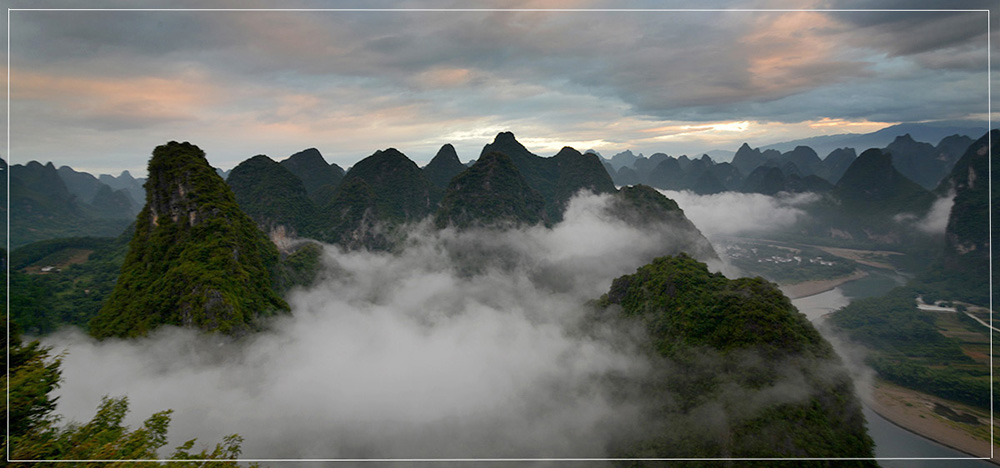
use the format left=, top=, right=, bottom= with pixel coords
left=90, top=141, right=289, bottom=339
left=931, top=130, right=996, bottom=304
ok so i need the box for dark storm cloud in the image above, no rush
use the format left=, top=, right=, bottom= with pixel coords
left=828, top=1, right=994, bottom=56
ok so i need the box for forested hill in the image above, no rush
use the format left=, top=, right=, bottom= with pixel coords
left=434, top=151, right=547, bottom=229
left=228, top=154, right=316, bottom=241
left=90, top=141, right=289, bottom=339
left=480, top=132, right=616, bottom=220
left=598, top=254, right=875, bottom=462
left=915, top=129, right=998, bottom=306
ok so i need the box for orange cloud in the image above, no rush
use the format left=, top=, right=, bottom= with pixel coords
left=13, top=71, right=221, bottom=124
left=807, top=118, right=894, bottom=133
left=413, top=68, right=475, bottom=89
left=742, top=11, right=855, bottom=93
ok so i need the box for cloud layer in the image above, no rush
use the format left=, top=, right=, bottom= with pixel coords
left=5, top=4, right=993, bottom=174
left=46, top=193, right=717, bottom=459
left=657, top=189, right=819, bottom=239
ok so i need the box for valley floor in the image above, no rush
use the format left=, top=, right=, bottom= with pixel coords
left=866, top=380, right=999, bottom=464
left=781, top=270, right=869, bottom=299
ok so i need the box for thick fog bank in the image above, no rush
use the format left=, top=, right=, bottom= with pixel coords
left=657, top=189, right=818, bottom=239
left=48, top=192, right=722, bottom=459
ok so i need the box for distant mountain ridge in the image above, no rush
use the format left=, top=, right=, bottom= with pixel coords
left=279, top=147, right=345, bottom=203
left=423, top=143, right=467, bottom=190
left=603, top=128, right=974, bottom=204
left=9, top=161, right=137, bottom=247
left=435, top=151, right=547, bottom=229
left=480, top=132, right=617, bottom=221
left=759, top=121, right=986, bottom=157
left=12, top=126, right=984, bottom=254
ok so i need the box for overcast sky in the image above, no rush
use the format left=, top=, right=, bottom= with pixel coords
left=5, top=0, right=996, bottom=175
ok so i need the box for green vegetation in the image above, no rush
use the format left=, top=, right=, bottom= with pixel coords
left=758, top=147, right=940, bottom=249
left=227, top=154, right=317, bottom=237
left=824, top=134, right=996, bottom=410
left=833, top=148, right=935, bottom=216
left=318, top=148, right=437, bottom=249
left=90, top=141, right=289, bottom=339
left=600, top=254, right=828, bottom=357
left=278, top=148, right=344, bottom=203
left=272, top=242, right=324, bottom=294
left=830, top=289, right=968, bottom=359
left=3, top=315, right=253, bottom=466
left=911, top=130, right=996, bottom=307
left=9, top=161, right=134, bottom=248
left=9, top=234, right=129, bottom=335
left=434, top=151, right=546, bottom=229
left=608, top=185, right=719, bottom=261
left=480, top=133, right=616, bottom=221
left=829, top=288, right=997, bottom=410
left=609, top=184, right=682, bottom=225
left=598, top=254, right=875, bottom=462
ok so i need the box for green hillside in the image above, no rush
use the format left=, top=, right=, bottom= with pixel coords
left=434, top=151, right=546, bottom=229
left=598, top=254, right=875, bottom=462
left=90, top=141, right=289, bottom=339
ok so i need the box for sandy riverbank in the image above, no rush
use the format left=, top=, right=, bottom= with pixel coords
left=866, top=380, right=998, bottom=464
left=780, top=270, right=869, bottom=299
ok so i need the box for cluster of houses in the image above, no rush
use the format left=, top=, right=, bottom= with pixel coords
left=724, top=244, right=838, bottom=267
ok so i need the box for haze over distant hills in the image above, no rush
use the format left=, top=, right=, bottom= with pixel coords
left=7, top=121, right=985, bottom=250
left=758, top=121, right=987, bottom=159
left=9, top=126, right=996, bottom=461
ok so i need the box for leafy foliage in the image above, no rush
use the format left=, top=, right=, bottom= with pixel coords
left=9, top=234, right=130, bottom=334
left=598, top=254, right=875, bottom=462
left=90, top=141, right=288, bottom=339
left=3, top=316, right=62, bottom=440
left=9, top=161, right=132, bottom=248
left=829, top=287, right=996, bottom=409
left=829, top=288, right=968, bottom=359
left=608, top=185, right=718, bottom=260
left=3, top=319, right=253, bottom=466
left=272, top=242, right=324, bottom=294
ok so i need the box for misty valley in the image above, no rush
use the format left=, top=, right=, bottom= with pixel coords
left=4, top=127, right=996, bottom=465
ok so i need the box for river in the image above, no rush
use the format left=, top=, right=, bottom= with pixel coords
left=791, top=268, right=996, bottom=467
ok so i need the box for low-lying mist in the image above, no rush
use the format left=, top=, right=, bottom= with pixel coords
left=45, top=192, right=715, bottom=459
left=657, top=189, right=818, bottom=239
left=45, top=190, right=854, bottom=460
